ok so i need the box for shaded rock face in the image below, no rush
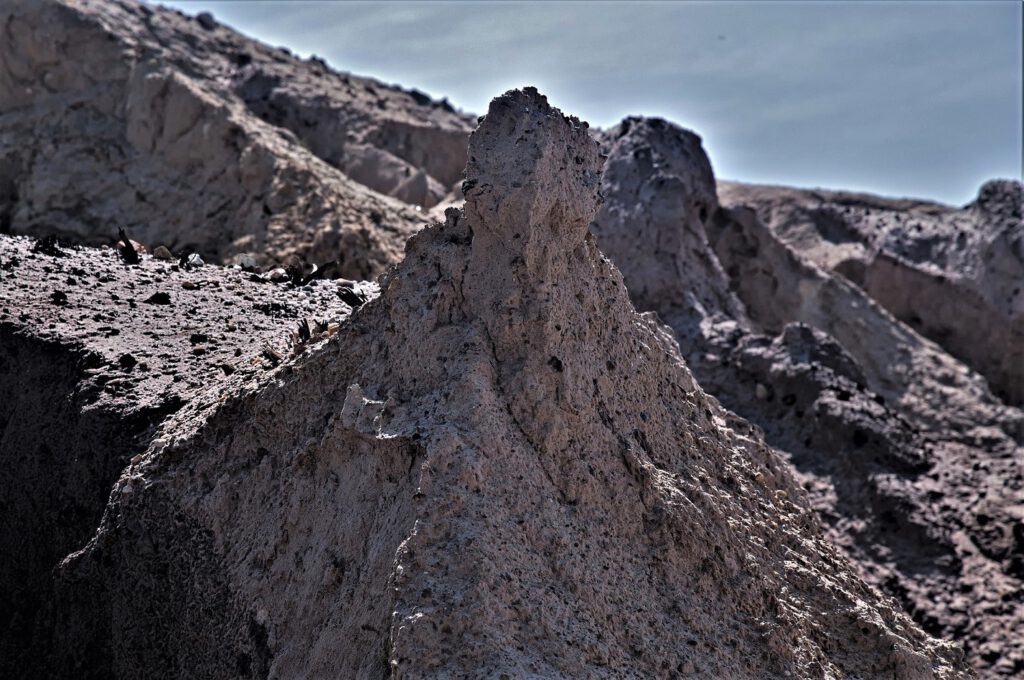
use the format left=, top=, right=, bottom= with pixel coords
left=717, top=179, right=1024, bottom=407
left=593, top=117, right=1023, bottom=678
left=709, top=208, right=1024, bottom=680
left=0, top=333, right=159, bottom=676
left=709, top=205, right=1021, bottom=441
left=590, top=117, right=741, bottom=330
left=28, top=89, right=969, bottom=678
left=0, top=235, right=358, bottom=677
left=0, top=0, right=456, bottom=275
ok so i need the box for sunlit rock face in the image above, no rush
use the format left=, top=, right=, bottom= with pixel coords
left=0, top=0, right=474, bottom=274
left=718, top=178, right=1024, bottom=408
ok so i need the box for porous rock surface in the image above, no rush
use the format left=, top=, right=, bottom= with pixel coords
left=0, top=234, right=361, bottom=677
left=0, top=0, right=473, bottom=274
left=717, top=180, right=1024, bottom=407
left=592, top=117, right=1023, bottom=677
left=23, top=89, right=972, bottom=678
left=0, top=2, right=1014, bottom=674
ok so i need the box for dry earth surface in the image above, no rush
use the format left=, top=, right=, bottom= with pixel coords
left=1, top=0, right=1021, bottom=678
left=0, top=234, right=365, bottom=676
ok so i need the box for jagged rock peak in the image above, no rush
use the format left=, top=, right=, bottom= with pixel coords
left=592, top=115, right=743, bottom=322
left=604, top=116, right=717, bottom=213
left=972, top=178, right=1023, bottom=220
left=463, top=87, right=602, bottom=266
left=590, top=110, right=1023, bottom=677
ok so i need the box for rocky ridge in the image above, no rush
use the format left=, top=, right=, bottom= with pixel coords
left=0, top=0, right=1019, bottom=676
left=0, top=0, right=474, bottom=275
left=717, top=180, right=1024, bottom=407
left=592, top=117, right=1023, bottom=677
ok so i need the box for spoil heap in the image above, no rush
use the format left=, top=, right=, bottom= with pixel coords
left=37, top=89, right=968, bottom=679
left=593, top=117, right=1023, bottom=677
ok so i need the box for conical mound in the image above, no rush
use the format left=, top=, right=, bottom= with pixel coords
left=53, top=88, right=968, bottom=678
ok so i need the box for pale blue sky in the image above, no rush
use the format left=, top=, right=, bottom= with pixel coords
left=158, top=0, right=1022, bottom=206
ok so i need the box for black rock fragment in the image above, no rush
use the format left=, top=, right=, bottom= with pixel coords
left=261, top=346, right=282, bottom=367
left=338, top=283, right=367, bottom=309
left=117, top=228, right=140, bottom=265
left=32, top=235, right=66, bottom=258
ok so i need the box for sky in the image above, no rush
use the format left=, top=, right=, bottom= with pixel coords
left=158, top=0, right=1022, bottom=206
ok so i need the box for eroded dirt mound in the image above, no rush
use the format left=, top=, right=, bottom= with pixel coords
left=594, top=116, right=1023, bottom=678
left=0, top=0, right=468, bottom=274
left=41, top=88, right=971, bottom=679
left=718, top=180, right=1024, bottom=407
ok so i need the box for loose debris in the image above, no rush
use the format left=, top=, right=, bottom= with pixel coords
left=31, top=235, right=66, bottom=258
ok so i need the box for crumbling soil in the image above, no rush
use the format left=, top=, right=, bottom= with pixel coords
left=0, top=234, right=359, bottom=677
